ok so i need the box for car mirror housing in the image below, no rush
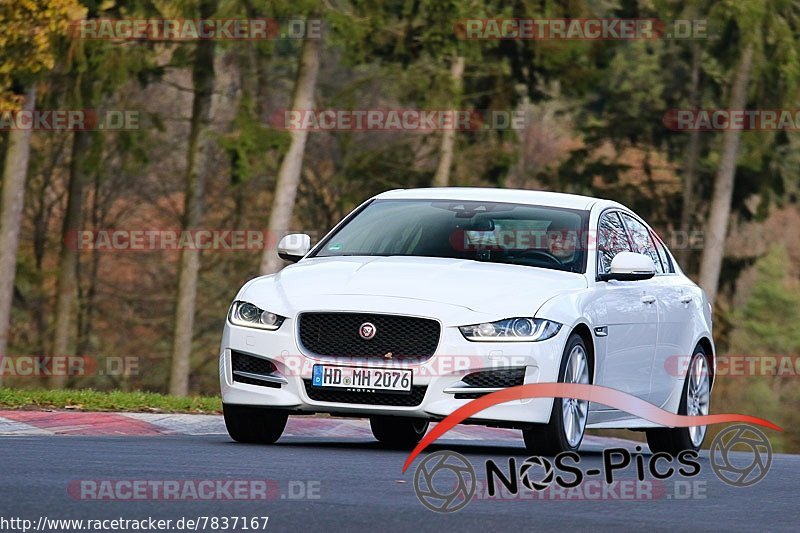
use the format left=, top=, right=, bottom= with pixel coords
left=277, top=233, right=311, bottom=263
left=599, top=251, right=656, bottom=281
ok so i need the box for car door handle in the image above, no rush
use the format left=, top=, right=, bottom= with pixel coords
left=679, top=294, right=693, bottom=304
left=641, top=294, right=656, bottom=304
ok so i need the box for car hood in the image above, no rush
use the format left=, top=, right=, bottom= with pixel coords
left=238, top=256, right=587, bottom=325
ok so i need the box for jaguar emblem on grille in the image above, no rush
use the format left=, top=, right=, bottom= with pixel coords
left=359, top=322, right=377, bottom=340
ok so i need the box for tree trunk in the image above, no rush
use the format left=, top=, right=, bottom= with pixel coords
left=260, top=35, right=321, bottom=275
left=242, top=0, right=268, bottom=120
left=169, top=0, right=217, bottom=396
left=698, top=44, right=754, bottom=304
left=77, top=168, right=102, bottom=355
left=32, top=137, right=68, bottom=357
left=677, top=42, right=701, bottom=268
left=231, top=2, right=260, bottom=230
left=0, top=86, right=36, bottom=388
left=433, top=56, right=465, bottom=187
left=50, top=129, right=89, bottom=388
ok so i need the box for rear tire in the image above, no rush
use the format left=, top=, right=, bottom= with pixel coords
left=522, top=333, right=591, bottom=455
left=223, top=404, right=288, bottom=444
left=370, top=416, right=429, bottom=448
left=646, top=346, right=710, bottom=455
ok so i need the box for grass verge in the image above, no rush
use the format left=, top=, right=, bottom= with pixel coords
left=0, top=388, right=222, bottom=414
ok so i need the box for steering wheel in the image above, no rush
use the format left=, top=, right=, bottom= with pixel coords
left=513, top=249, right=564, bottom=267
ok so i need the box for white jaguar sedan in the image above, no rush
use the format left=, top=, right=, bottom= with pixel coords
left=220, top=188, right=714, bottom=454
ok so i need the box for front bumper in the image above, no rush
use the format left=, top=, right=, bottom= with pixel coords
left=219, top=317, right=569, bottom=426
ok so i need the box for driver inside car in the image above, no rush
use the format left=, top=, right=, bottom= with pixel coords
left=545, top=221, right=578, bottom=264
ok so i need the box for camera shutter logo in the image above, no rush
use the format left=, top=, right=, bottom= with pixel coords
left=710, top=424, right=772, bottom=487
left=520, top=456, right=554, bottom=491
left=413, top=450, right=476, bottom=513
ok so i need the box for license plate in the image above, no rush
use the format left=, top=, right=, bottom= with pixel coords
left=312, top=365, right=412, bottom=393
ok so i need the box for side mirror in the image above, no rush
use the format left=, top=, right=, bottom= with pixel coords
left=277, top=233, right=311, bottom=263
left=599, top=251, right=656, bottom=281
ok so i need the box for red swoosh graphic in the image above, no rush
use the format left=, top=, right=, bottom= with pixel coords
left=402, top=383, right=782, bottom=473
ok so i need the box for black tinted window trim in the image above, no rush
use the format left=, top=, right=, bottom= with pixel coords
left=650, top=230, right=676, bottom=274
left=596, top=210, right=634, bottom=279
left=619, top=212, right=665, bottom=274
left=596, top=207, right=678, bottom=278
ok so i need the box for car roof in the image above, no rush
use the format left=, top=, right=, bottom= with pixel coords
left=374, top=187, right=627, bottom=212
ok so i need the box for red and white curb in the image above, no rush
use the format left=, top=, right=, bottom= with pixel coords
left=0, top=411, right=167, bottom=436
left=0, top=410, right=638, bottom=448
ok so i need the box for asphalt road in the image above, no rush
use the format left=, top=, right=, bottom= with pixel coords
left=0, top=434, right=796, bottom=532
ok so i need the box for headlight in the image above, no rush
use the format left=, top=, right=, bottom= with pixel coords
left=228, top=301, right=286, bottom=330
left=459, top=318, right=562, bottom=342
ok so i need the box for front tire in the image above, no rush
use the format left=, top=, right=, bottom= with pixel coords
left=646, top=346, right=710, bottom=454
left=223, top=404, right=288, bottom=444
left=522, top=333, right=591, bottom=455
left=370, top=416, right=429, bottom=448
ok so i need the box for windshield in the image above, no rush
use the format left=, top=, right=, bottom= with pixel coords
left=313, top=199, right=589, bottom=273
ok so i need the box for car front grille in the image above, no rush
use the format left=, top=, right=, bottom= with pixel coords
left=297, top=312, right=440, bottom=361
left=231, top=351, right=281, bottom=388
left=455, top=367, right=526, bottom=399
left=303, top=380, right=427, bottom=406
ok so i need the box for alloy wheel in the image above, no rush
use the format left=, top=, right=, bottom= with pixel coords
left=562, top=345, right=590, bottom=448
left=687, top=354, right=710, bottom=446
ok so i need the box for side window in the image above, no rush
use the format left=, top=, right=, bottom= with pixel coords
left=619, top=213, right=665, bottom=274
left=597, top=212, right=633, bottom=275
left=651, top=231, right=675, bottom=273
